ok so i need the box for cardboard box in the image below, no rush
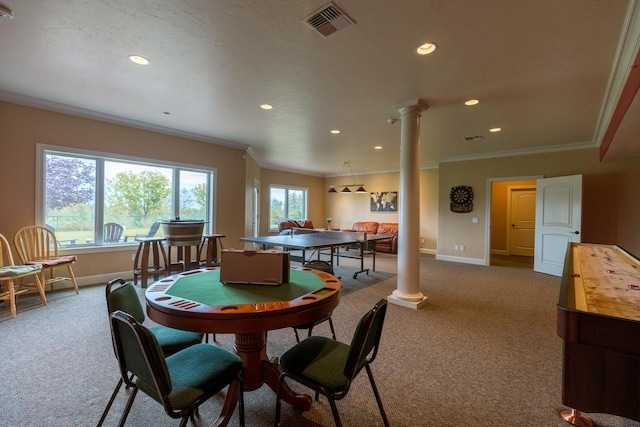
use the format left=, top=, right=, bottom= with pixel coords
left=220, top=249, right=290, bottom=285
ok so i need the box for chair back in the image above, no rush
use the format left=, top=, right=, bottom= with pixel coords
left=146, top=222, right=161, bottom=238
left=0, top=233, right=16, bottom=267
left=104, top=223, right=124, bottom=243
left=343, top=299, right=388, bottom=381
left=110, top=310, right=172, bottom=404
left=106, top=278, right=146, bottom=323
left=13, top=225, right=59, bottom=263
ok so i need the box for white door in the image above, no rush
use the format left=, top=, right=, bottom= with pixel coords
left=534, top=174, right=582, bottom=276
left=509, top=187, right=536, bottom=257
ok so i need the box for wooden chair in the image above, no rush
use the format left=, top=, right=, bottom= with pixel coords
left=104, top=222, right=124, bottom=243
left=275, top=299, right=390, bottom=427
left=0, top=233, right=47, bottom=318
left=13, top=225, right=79, bottom=294
left=44, top=224, right=77, bottom=247
left=109, top=310, right=245, bottom=426
left=124, top=221, right=161, bottom=242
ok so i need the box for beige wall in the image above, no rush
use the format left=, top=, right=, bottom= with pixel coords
left=258, top=169, right=325, bottom=235
left=324, top=169, right=439, bottom=251
left=439, top=148, right=640, bottom=261
left=0, top=102, right=247, bottom=283
left=4, top=101, right=639, bottom=285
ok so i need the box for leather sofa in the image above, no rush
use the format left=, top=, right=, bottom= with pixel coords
left=278, top=219, right=314, bottom=234
left=347, top=221, right=398, bottom=254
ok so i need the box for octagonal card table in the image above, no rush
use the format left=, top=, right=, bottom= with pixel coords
left=145, top=266, right=340, bottom=423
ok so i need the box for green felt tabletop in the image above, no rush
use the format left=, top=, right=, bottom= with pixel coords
left=166, top=269, right=328, bottom=306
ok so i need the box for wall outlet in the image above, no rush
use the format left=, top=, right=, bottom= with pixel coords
left=131, top=253, right=136, bottom=261
left=421, top=238, right=425, bottom=244
left=460, top=245, right=465, bottom=251
left=454, top=244, right=459, bottom=251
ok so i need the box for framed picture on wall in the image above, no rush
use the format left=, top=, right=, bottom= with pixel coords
left=370, top=191, right=398, bottom=212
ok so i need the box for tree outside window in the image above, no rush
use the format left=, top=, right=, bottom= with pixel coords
left=269, top=186, right=308, bottom=230
left=41, top=149, right=214, bottom=246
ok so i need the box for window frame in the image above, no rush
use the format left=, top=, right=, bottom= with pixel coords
left=36, top=144, right=217, bottom=252
left=268, top=184, right=309, bottom=231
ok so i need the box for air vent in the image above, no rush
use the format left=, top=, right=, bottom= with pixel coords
left=304, top=2, right=355, bottom=38
left=464, top=135, right=485, bottom=142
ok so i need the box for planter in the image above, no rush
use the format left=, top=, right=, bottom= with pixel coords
left=161, top=220, right=205, bottom=246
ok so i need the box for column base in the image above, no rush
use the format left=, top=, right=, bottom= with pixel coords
left=387, top=294, right=428, bottom=309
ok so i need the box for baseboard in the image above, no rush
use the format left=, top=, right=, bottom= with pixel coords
left=420, top=248, right=437, bottom=255
left=52, top=270, right=134, bottom=289
left=435, top=254, right=487, bottom=265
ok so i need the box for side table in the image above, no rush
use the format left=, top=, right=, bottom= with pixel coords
left=133, top=237, right=167, bottom=288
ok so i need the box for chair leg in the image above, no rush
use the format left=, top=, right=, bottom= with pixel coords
left=327, top=396, right=343, bottom=427
left=294, top=328, right=301, bottom=343
left=97, top=377, right=123, bottom=427
left=365, top=364, right=390, bottom=427
left=237, top=377, right=245, bottom=427
left=9, top=279, right=16, bottom=318
left=274, top=376, right=284, bottom=426
left=34, top=274, right=47, bottom=306
left=117, top=386, right=138, bottom=427
left=328, top=317, right=336, bottom=340
left=67, top=264, right=80, bottom=294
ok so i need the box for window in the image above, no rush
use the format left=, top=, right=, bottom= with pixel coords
left=38, top=146, right=215, bottom=247
left=269, top=185, right=308, bottom=230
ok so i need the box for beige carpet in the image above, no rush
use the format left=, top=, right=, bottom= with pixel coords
left=1, top=254, right=639, bottom=426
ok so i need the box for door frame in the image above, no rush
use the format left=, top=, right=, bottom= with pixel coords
left=485, top=175, right=542, bottom=266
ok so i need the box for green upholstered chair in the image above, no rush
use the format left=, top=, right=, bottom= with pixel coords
left=293, top=260, right=337, bottom=342
left=98, top=278, right=204, bottom=426
left=275, top=299, right=389, bottom=427
left=110, top=310, right=244, bottom=426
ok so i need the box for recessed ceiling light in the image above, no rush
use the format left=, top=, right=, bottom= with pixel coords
left=416, top=42, right=437, bottom=55
left=465, top=99, right=480, bottom=106
left=128, top=55, right=149, bottom=65
left=260, top=104, right=273, bottom=110
left=489, top=127, right=502, bottom=133
left=330, top=129, right=340, bottom=134
left=374, top=146, right=383, bottom=150
left=0, top=4, right=14, bottom=19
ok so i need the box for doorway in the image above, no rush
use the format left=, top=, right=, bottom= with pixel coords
left=488, top=177, right=539, bottom=267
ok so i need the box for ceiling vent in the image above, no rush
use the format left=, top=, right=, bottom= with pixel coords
left=304, top=2, right=355, bottom=38
left=464, top=135, right=485, bottom=142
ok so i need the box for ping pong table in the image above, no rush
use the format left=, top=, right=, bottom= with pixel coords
left=239, top=228, right=391, bottom=278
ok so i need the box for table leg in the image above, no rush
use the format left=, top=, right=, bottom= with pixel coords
left=234, top=332, right=312, bottom=411
left=209, top=380, right=240, bottom=427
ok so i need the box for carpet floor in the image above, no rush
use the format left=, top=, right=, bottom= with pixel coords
left=1, top=254, right=639, bottom=426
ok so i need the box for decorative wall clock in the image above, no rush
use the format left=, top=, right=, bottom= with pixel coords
left=450, top=185, right=473, bottom=213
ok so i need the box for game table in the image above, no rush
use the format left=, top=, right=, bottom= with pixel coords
left=145, top=266, right=340, bottom=421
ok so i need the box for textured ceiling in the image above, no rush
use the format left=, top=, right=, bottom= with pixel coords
left=0, top=0, right=638, bottom=176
